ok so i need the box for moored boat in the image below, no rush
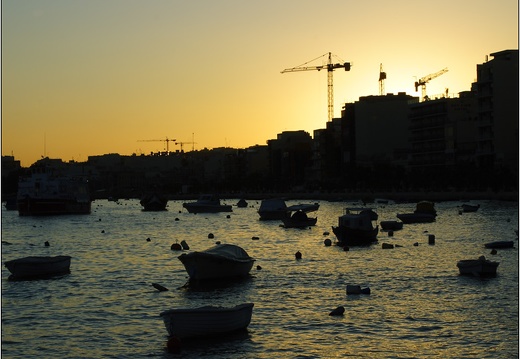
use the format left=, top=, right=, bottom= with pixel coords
left=332, top=208, right=379, bottom=246
left=183, top=195, right=232, bottom=213
left=484, top=241, right=514, bottom=249
left=461, top=203, right=480, bottom=212
left=258, top=198, right=319, bottom=220
left=4, top=255, right=71, bottom=280
left=16, top=158, right=91, bottom=216
left=457, top=256, right=499, bottom=277
left=140, top=193, right=168, bottom=211
left=281, top=206, right=318, bottom=228
left=178, top=244, right=255, bottom=280
left=396, top=201, right=436, bottom=224
left=380, top=220, right=403, bottom=231
left=160, top=302, right=254, bottom=339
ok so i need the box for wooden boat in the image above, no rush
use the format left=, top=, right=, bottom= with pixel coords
left=461, top=203, right=480, bottom=212
left=396, top=201, right=436, bottom=223
left=178, top=244, right=255, bottom=280
left=140, top=193, right=168, bottom=211
left=4, top=255, right=71, bottom=280
left=484, top=241, right=514, bottom=249
left=380, top=220, right=403, bottom=231
left=457, top=256, right=499, bottom=277
left=182, top=195, right=232, bottom=213
left=160, top=303, right=254, bottom=339
left=332, top=208, right=379, bottom=246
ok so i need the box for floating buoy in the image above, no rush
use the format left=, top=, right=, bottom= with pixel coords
left=323, top=231, right=330, bottom=236
left=152, top=283, right=168, bottom=292
left=171, top=243, right=182, bottom=251
left=388, top=230, right=394, bottom=237
left=329, top=306, right=345, bottom=316
left=175, top=218, right=180, bottom=221
left=226, top=215, right=231, bottom=218
left=490, top=249, right=497, bottom=255
left=215, top=241, right=221, bottom=245
left=382, top=243, right=394, bottom=249
left=252, top=236, right=259, bottom=240
left=166, top=336, right=181, bottom=353
left=101, top=230, right=105, bottom=233
left=256, top=265, right=262, bottom=270
left=413, top=242, right=419, bottom=246
left=428, top=234, right=435, bottom=245
left=146, top=237, right=151, bottom=242
left=44, top=241, right=50, bottom=247
left=208, top=233, right=214, bottom=239
left=324, top=238, right=332, bottom=246
left=295, top=251, right=302, bottom=260
left=180, top=240, right=189, bottom=250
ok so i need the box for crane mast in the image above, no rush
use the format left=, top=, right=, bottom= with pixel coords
left=379, top=63, right=386, bottom=96
left=281, top=52, right=351, bottom=122
left=137, top=137, right=176, bottom=153
left=414, top=68, right=448, bottom=101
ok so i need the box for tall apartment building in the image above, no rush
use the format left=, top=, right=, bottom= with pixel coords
left=474, top=49, right=519, bottom=170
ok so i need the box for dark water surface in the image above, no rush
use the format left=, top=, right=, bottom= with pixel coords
left=2, top=199, right=518, bottom=358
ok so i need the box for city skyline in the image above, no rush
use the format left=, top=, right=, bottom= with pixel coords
left=2, top=0, right=518, bottom=167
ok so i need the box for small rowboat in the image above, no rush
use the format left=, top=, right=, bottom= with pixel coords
left=160, top=303, right=254, bottom=339
left=5, top=255, right=71, bottom=280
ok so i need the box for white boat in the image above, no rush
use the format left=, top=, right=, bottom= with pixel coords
left=17, top=158, right=91, bottom=216
left=178, top=244, right=255, bottom=280
left=396, top=201, right=436, bottom=223
left=160, top=302, right=254, bottom=339
left=457, top=256, right=499, bottom=277
left=332, top=208, right=379, bottom=246
left=4, top=255, right=71, bottom=280
left=182, top=195, right=232, bottom=213
left=258, top=198, right=319, bottom=220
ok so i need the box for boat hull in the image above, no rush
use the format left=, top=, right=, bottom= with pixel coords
left=332, top=225, right=379, bottom=246
left=380, top=220, right=403, bottom=230
left=457, top=259, right=499, bottom=277
left=160, top=303, right=254, bottom=339
left=17, top=198, right=91, bottom=216
left=282, top=217, right=317, bottom=228
left=484, top=241, right=514, bottom=249
left=183, top=203, right=232, bottom=213
left=178, top=253, right=254, bottom=280
left=396, top=213, right=435, bottom=224
left=5, top=255, right=71, bottom=280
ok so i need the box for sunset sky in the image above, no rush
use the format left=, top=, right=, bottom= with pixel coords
left=2, top=0, right=518, bottom=167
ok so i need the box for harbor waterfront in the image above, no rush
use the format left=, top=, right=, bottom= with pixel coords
left=1, top=198, right=518, bottom=358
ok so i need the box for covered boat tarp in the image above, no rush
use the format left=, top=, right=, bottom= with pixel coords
left=286, top=203, right=320, bottom=213
left=196, top=244, right=253, bottom=262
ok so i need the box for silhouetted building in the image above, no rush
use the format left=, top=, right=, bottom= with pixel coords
left=474, top=49, right=519, bottom=171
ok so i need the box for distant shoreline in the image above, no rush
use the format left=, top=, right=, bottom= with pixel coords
left=162, top=191, right=519, bottom=202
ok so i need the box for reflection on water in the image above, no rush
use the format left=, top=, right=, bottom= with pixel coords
left=1, top=199, right=518, bottom=358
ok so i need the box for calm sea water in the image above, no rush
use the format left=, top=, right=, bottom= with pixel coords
left=1, top=198, right=518, bottom=358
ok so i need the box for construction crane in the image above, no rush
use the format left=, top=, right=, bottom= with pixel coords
left=281, top=52, right=351, bottom=122
left=137, top=137, right=176, bottom=153
left=414, top=68, right=448, bottom=101
left=379, top=63, right=386, bottom=96
left=175, top=141, right=197, bottom=152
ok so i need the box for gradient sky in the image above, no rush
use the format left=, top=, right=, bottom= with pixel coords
left=2, top=0, right=518, bottom=167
